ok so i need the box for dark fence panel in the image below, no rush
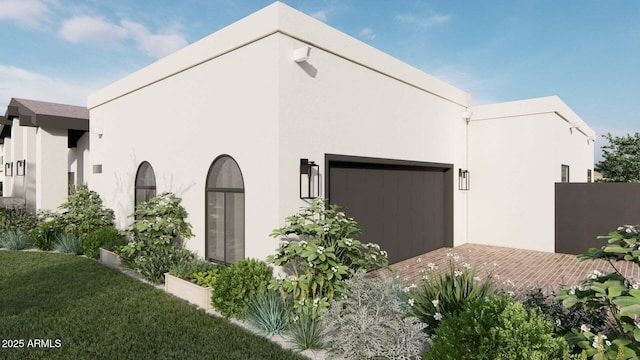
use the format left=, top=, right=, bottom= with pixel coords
left=555, top=183, right=640, bottom=254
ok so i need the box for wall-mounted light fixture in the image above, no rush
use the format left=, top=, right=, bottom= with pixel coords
left=458, top=168, right=470, bottom=190
left=300, top=158, right=320, bottom=199
left=569, top=122, right=580, bottom=129
left=4, top=162, right=13, bottom=176
left=15, top=160, right=25, bottom=176
left=293, top=46, right=311, bottom=63
left=587, top=135, right=596, bottom=143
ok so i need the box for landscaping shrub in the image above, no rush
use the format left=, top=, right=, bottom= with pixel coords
left=54, top=233, right=83, bottom=255
left=0, top=208, right=39, bottom=234
left=211, top=258, right=273, bottom=318
left=192, top=269, right=222, bottom=287
left=324, top=271, right=428, bottom=360
left=408, top=260, right=496, bottom=336
left=246, top=290, right=291, bottom=335
left=0, top=231, right=29, bottom=250
left=28, top=218, right=65, bottom=250
left=521, top=287, right=609, bottom=338
left=58, top=185, right=115, bottom=238
left=82, top=226, right=125, bottom=259
left=118, top=192, right=195, bottom=284
left=424, top=295, right=566, bottom=360
left=557, top=225, right=640, bottom=358
left=268, top=199, right=388, bottom=318
left=169, top=258, right=221, bottom=282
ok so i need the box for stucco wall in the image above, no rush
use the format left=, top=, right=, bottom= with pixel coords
left=467, top=97, right=595, bottom=252
left=36, top=127, right=69, bottom=211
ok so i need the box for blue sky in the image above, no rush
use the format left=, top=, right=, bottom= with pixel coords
left=1, top=0, right=638, bottom=159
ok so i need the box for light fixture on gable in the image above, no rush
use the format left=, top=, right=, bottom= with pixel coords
left=293, top=46, right=311, bottom=63
left=569, top=122, right=580, bottom=129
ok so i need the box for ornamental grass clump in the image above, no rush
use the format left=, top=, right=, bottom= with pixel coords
left=408, top=257, right=497, bottom=336
left=324, top=271, right=428, bottom=360
left=557, top=225, right=640, bottom=359
left=246, top=290, right=290, bottom=335
left=268, top=199, right=389, bottom=318
left=54, top=233, right=83, bottom=255
left=0, top=230, right=29, bottom=250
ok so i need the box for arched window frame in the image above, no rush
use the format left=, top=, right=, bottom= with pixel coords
left=205, top=155, right=245, bottom=264
left=134, top=161, right=157, bottom=208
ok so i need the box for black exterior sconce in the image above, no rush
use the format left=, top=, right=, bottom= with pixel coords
left=16, top=160, right=26, bottom=176
left=458, top=168, right=470, bottom=190
left=4, top=162, right=13, bottom=176
left=300, top=158, right=320, bottom=199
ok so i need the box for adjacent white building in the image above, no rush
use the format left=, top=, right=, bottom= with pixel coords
left=2, top=2, right=593, bottom=262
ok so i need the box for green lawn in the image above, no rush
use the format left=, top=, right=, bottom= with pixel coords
left=0, top=251, right=305, bottom=360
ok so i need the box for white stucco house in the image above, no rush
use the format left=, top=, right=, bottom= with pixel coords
left=0, top=98, right=90, bottom=211
left=82, top=2, right=594, bottom=264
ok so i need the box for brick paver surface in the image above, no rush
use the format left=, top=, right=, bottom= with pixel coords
left=378, top=243, right=640, bottom=296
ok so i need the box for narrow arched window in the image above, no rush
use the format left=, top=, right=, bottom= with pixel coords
left=206, top=155, right=244, bottom=264
left=135, top=161, right=156, bottom=207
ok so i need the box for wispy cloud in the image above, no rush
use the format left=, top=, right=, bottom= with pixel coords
left=359, top=27, right=376, bottom=40
left=396, top=13, right=450, bottom=28
left=122, top=20, right=188, bottom=59
left=0, top=0, right=51, bottom=28
left=58, top=15, right=188, bottom=59
left=59, top=15, right=128, bottom=44
left=0, top=65, right=97, bottom=110
left=310, top=9, right=328, bottom=22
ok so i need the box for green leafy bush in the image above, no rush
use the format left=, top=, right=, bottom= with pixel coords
left=557, top=225, right=640, bottom=358
left=268, top=199, right=389, bottom=318
left=28, top=219, right=66, bottom=251
left=54, top=233, right=83, bottom=255
left=0, top=208, right=39, bottom=233
left=521, top=287, right=609, bottom=338
left=192, top=269, right=221, bottom=287
left=168, top=259, right=221, bottom=282
left=409, top=259, right=496, bottom=336
left=58, top=185, right=115, bottom=238
left=424, top=295, right=566, bottom=360
left=246, top=290, right=291, bottom=335
left=118, top=193, right=195, bottom=284
left=82, top=226, right=126, bottom=259
left=0, top=231, right=29, bottom=250
left=211, top=258, right=273, bottom=318
left=324, top=271, right=428, bottom=360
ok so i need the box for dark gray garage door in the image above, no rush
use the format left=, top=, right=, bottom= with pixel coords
left=327, top=155, right=453, bottom=264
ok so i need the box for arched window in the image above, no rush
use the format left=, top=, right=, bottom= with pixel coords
left=135, top=161, right=156, bottom=207
left=206, top=155, right=244, bottom=263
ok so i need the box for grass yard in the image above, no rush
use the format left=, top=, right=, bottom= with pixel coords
left=0, top=251, right=305, bottom=360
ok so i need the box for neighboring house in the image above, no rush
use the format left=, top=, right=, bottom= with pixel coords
left=83, top=2, right=594, bottom=264
left=0, top=98, right=90, bottom=211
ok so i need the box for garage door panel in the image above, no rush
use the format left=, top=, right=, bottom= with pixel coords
left=329, top=161, right=451, bottom=264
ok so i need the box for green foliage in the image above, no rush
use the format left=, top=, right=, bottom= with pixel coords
left=192, top=269, right=221, bottom=287
left=127, top=192, right=193, bottom=245
left=246, top=290, right=291, bottom=335
left=424, top=295, right=566, bottom=360
left=0, top=231, right=29, bottom=250
left=288, top=312, right=326, bottom=352
left=0, top=251, right=306, bottom=360
left=557, top=225, right=640, bottom=358
left=595, top=132, right=640, bottom=182
left=28, top=219, right=65, bottom=251
left=521, top=287, right=609, bottom=337
left=54, top=233, right=83, bottom=255
left=58, top=185, right=115, bottom=238
left=82, top=226, right=126, bottom=259
left=0, top=208, right=39, bottom=233
left=268, top=199, right=389, bottom=318
left=119, top=193, right=195, bottom=284
left=409, top=260, right=497, bottom=336
left=324, top=271, right=428, bottom=360
left=211, top=258, right=273, bottom=319
left=168, top=258, right=221, bottom=282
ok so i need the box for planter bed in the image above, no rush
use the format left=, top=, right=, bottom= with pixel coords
left=99, top=248, right=121, bottom=269
left=164, top=273, right=212, bottom=309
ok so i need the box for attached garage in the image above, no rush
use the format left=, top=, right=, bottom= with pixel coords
left=326, top=154, right=453, bottom=264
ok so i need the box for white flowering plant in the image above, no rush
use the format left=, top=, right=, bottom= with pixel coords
left=408, top=257, right=497, bottom=336
left=268, top=199, right=388, bottom=318
left=557, top=225, right=640, bottom=359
